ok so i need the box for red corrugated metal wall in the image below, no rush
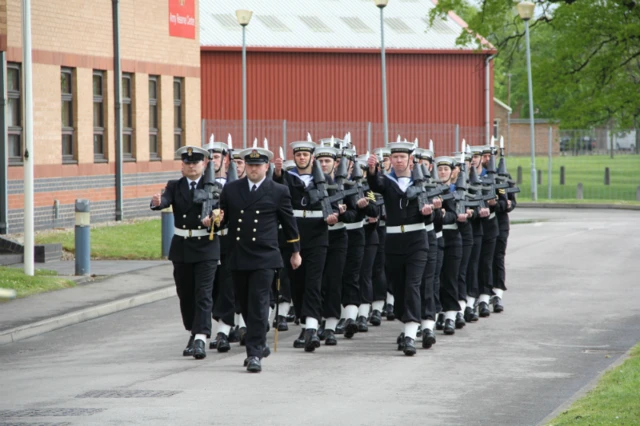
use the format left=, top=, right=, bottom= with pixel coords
left=201, top=50, right=492, bottom=127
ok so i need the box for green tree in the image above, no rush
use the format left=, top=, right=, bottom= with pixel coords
left=429, top=0, right=640, bottom=129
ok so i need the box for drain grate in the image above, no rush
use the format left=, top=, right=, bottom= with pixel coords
left=76, top=389, right=180, bottom=398
left=0, top=423, right=72, bottom=426
left=0, top=408, right=104, bottom=417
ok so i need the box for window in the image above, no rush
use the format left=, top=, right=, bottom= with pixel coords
left=7, top=64, right=22, bottom=163
left=493, top=119, right=500, bottom=139
left=61, top=68, right=75, bottom=162
left=149, top=76, right=159, bottom=160
left=93, top=71, right=106, bottom=162
left=174, top=78, right=183, bottom=152
left=122, top=73, right=134, bottom=159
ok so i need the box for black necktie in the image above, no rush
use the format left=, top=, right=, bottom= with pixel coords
left=190, top=181, right=196, bottom=196
left=251, top=184, right=257, bottom=193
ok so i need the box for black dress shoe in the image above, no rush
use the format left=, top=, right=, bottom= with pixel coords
left=464, top=306, right=479, bottom=322
left=397, top=332, right=405, bottom=351
left=435, top=313, right=445, bottom=331
left=216, top=332, right=231, bottom=353
left=209, top=335, right=218, bottom=350
left=422, top=329, right=436, bottom=349
left=443, top=319, right=455, bottom=335
left=246, top=356, right=261, bottom=373
left=275, top=315, right=289, bottom=331
left=356, top=316, right=369, bottom=333
left=455, top=312, right=466, bottom=329
left=293, top=329, right=306, bottom=348
left=228, top=326, right=240, bottom=343
left=386, top=304, right=395, bottom=321
left=344, top=318, right=358, bottom=339
left=403, top=337, right=416, bottom=356
left=193, top=339, right=206, bottom=359
left=304, top=328, right=321, bottom=352
left=183, top=335, right=195, bottom=356
left=238, top=327, right=247, bottom=346
left=478, top=302, right=491, bottom=318
left=335, top=318, right=346, bottom=335
left=492, top=296, right=504, bottom=313
left=286, top=306, right=296, bottom=323
left=416, top=326, right=423, bottom=338
left=317, top=321, right=326, bottom=341
left=243, top=346, right=271, bottom=367
left=370, top=310, right=382, bottom=326
left=325, top=329, right=337, bottom=346
left=381, top=304, right=387, bottom=317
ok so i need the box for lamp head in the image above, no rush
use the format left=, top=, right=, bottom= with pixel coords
left=236, top=9, right=253, bottom=26
left=374, top=0, right=389, bottom=8
left=517, top=1, right=535, bottom=21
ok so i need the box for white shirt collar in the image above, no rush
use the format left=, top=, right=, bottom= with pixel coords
left=248, top=176, right=266, bottom=191
left=187, top=177, right=201, bottom=187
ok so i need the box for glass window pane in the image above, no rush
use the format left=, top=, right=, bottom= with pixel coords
left=123, top=103, right=131, bottom=128
left=123, top=134, right=132, bottom=154
left=61, top=72, right=71, bottom=94
left=149, top=79, right=157, bottom=100
left=173, top=81, right=181, bottom=101
left=62, top=100, right=73, bottom=126
left=174, top=134, right=181, bottom=151
left=9, top=135, right=21, bottom=158
left=94, top=134, right=103, bottom=155
left=93, top=75, right=102, bottom=96
left=8, top=98, right=21, bottom=127
left=8, top=68, right=20, bottom=92
left=122, top=77, right=130, bottom=98
left=174, top=105, right=181, bottom=128
left=150, top=105, right=158, bottom=129
left=150, top=135, right=158, bottom=154
left=62, top=135, right=73, bottom=156
left=93, top=102, right=103, bottom=127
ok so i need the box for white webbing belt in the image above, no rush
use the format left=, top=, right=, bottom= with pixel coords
left=345, top=221, right=364, bottom=230
left=329, top=222, right=346, bottom=231
left=386, top=223, right=425, bottom=234
left=436, top=232, right=443, bottom=238
left=443, top=224, right=459, bottom=231
left=426, top=223, right=434, bottom=232
left=216, top=229, right=228, bottom=237
left=293, top=210, right=324, bottom=218
left=379, top=220, right=386, bottom=227
left=174, top=228, right=209, bottom=238
left=489, top=212, right=496, bottom=220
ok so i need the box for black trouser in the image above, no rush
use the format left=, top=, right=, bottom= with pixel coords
left=372, top=230, right=387, bottom=302
left=434, top=236, right=444, bottom=313
left=440, top=244, right=462, bottom=312
left=173, top=260, right=217, bottom=337
left=479, top=237, right=497, bottom=295
left=458, top=240, right=473, bottom=304
left=386, top=250, right=428, bottom=324
left=466, top=235, right=483, bottom=298
left=275, top=248, right=293, bottom=306
left=289, top=245, right=327, bottom=324
left=421, top=230, right=438, bottom=320
left=358, top=243, right=378, bottom=307
left=493, top=230, right=509, bottom=292
left=342, top=238, right=364, bottom=306
left=233, top=268, right=274, bottom=359
left=322, top=230, right=348, bottom=319
left=211, top=256, right=235, bottom=327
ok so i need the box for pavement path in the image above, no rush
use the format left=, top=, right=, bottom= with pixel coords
left=0, top=209, right=639, bottom=426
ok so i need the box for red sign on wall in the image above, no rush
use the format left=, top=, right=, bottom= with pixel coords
left=169, top=0, right=196, bottom=39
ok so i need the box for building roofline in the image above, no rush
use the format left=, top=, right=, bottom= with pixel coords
left=201, top=46, right=496, bottom=55
left=493, top=97, right=512, bottom=113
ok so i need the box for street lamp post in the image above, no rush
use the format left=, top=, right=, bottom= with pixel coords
left=236, top=9, right=253, bottom=149
left=375, top=0, right=389, bottom=146
left=518, top=1, right=537, bottom=201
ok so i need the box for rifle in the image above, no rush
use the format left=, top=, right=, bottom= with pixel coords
left=406, top=157, right=431, bottom=212
left=496, top=154, right=521, bottom=194
left=306, top=160, right=335, bottom=221
left=454, top=155, right=481, bottom=215
left=193, top=153, right=222, bottom=240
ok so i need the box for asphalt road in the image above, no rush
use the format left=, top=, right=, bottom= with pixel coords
left=1, top=208, right=639, bottom=426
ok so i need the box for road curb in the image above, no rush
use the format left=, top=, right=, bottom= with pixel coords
left=518, top=202, right=640, bottom=211
left=0, top=285, right=175, bottom=346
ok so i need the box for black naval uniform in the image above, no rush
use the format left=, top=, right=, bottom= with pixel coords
left=440, top=193, right=462, bottom=317
left=420, top=213, right=438, bottom=324
left=274, top=169, right=339, bottom=331
left=371, top=194, right=388, bottom=324
left=221, top=177, right=300, bottom=361
left=433, top=205, right=445, bottom=317
left=358, top=195, right=380, bottom=326
left=152, top=177, right=220, bottom=339
left=465, top=203, right=485, bottom=320
left=493, top=187, right=517, bottom=296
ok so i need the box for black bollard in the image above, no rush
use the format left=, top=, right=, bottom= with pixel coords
left=604, top=167, right=610, bottom=186
left=517, top=166, right=523, bottom=184
left=560, top=166, right=565, bottom=185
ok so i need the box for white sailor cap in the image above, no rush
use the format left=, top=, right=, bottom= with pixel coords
left=290, top=141, right=317, bottom=154
left=176, top=146, right=209, bottom=163
left=434, top=156, right=456, bottom=168
left=373, top=147, right=391, bottom=158
left=204, top=142, right=229, bottom=154
left=387, top=141, right=415, bottom=154
left=283, top=159, right=296, bottom=171
left=314, top=146, right=339, bottom=159
left=237, top=147, right=274, bottom=164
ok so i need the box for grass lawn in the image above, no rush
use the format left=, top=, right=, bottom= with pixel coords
left=0, top=267, right=75, bottom=298
left=505, top=154, right=640, bottom=202
left=547, top=343, right=640, bottom=425
left=35, top=219, right=163, bottom=260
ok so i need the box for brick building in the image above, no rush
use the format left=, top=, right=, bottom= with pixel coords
left=493, top=98, right=559, bottom=155
left=0, top=0, right=200, bottom=234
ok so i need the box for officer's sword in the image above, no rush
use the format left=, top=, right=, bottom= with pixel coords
left=274, top=269, right=280, bottom=352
